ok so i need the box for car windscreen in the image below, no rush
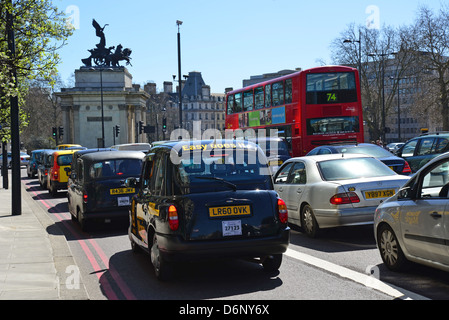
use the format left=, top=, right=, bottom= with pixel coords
left=318, top=157, right=395, bottom=181
left=174, top=143, right=272, bottom=191
left=338, top=145, right=392, bottom=158
left=258, top=140, right=290, bottom=156
left=89, top=159, right=142, bottom=179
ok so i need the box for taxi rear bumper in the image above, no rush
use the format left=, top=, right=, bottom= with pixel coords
left=83, top=208, right=129, bottom=221
left=157, top=227, right=290, bottom=262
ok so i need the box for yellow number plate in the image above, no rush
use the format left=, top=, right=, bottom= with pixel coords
left=365, top=189, right=395, bottom=199
left=209, top=205, right=251, bottom=218
left=110, top=187, right=135, bottom=195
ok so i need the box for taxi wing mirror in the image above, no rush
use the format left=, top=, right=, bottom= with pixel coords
left=125, top=177, right=138, bottom=188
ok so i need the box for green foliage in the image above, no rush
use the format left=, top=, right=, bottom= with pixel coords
left=0, top=0, right=73, bottom=141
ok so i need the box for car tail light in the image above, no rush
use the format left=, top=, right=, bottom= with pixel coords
left=44, top=169, right=48, bottom=176
left=83, top=191, right=88, bottom=203
left=330, top=192, right=360, bottom=205
left=168, top=205, right=179, bottom=231
left=402, top=161, right=412, bottom=174
left=277, top=198, right=288, bottom=224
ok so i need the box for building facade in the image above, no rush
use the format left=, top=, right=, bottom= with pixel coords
left=145, top=71, right=226, bottom=142
left=56, top=67, right=149, bottom=148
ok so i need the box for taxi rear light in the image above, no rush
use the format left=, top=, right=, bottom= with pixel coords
left=330, top=192, right=360, bottom=205
left=277, top=198, right=288, bottom=224
left=168, top=205, right=179, bottom=231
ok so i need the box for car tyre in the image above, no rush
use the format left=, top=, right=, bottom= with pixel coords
left=77, top=209, right=89, bottom=232
left=150, top=233, right=172, bottom=281
left=378, top=224, right=408, bottom=271
left=130, top=238, right=141, bottom=253
left=301, top=204, right=320, bottom=238
left=262, top=254, right=282, bottom=272
left=49, top=183, right=58, bottom=197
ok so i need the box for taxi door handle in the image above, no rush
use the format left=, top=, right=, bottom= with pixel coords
left=296, top=188, right=302, bottom=194
left=430, top=212, right=442, bottom=218
left=278, top=187, right=283, bottom=192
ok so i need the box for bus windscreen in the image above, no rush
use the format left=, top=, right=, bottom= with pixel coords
left=306, top=72, right=357, bottom=104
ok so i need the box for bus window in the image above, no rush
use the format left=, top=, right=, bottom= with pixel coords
left=272, top=81, right=284, bottom=106
left=255, top=87, right=264, bottom=109
left=227, top=94, right=234, bottom=114
left=265, top=84, right=271, bottom=108
left=243, top=90, right=254, bottom=111
left=234, top=92, right=243, bottom=113
left=285, top=79, right=292, bottom=104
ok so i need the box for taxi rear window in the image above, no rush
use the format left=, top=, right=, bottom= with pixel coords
left=57, top=154, right=73, bottom=166
left=89, top=159, right=142, bottom=178
left=173, top=142, right=272, bottom=191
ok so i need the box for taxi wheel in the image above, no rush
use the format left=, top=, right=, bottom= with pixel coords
left=377, top=224, right=409, bottom=271
left=262, top=254, right=282, bottom=272
left=77, top=209, right=89, bottom=232
left=301, top=204, right=319, bottom=238
left=49, top=184, right=57, bottom=197
left=150, top=233, right=172, bottom=281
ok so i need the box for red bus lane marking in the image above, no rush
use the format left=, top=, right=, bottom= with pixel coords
left=28, top=187, right=134, bottom=300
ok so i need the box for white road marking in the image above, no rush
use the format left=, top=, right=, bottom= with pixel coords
left=285, top=248, right=429, bottom=300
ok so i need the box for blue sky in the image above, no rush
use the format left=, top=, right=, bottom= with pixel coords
left=54, top=0, right=444, bottom=93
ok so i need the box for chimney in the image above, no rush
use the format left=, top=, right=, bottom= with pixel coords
left=202, top=85, right=210, bottom=99
left=144, top=82, right=156, bottom=94
left=163, top=81, right=173, bottom=93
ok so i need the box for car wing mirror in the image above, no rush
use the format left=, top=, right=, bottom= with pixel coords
left=398, top=186, right=412, bottom=199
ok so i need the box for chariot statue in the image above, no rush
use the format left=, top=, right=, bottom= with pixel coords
left=81, top=19, right=132, bottom=68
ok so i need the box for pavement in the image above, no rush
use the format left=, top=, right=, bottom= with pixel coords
left=0, top=173, right=89, bottom=300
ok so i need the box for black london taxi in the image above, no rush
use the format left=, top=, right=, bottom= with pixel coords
left=126, top=139, right=290, bottom=280
left=37, top=149, right=54, bottom=189
left=67, top=151, right=144, bottom=231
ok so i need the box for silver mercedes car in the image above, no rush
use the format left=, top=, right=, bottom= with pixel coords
left=274, top=154, right=410, bottom=237
left=375, top=152, right=449, bottom=272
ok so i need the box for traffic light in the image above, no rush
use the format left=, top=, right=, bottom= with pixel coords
left=138, top=121, right=144, bottom=134
left=115, top=125, right=120, bottom=137
left=52, top=127, right=57, bottom=137
left=58, top=126, right=64, bottom=137
left=162, top=117, right=167, bottom=133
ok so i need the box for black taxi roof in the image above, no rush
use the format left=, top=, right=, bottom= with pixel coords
left=80, top=150, right=144, bottom=162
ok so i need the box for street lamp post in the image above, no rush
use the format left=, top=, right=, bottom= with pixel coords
left=100, top=68, right=105, bottom=147
left=343, top=29, right=362, bottom=86
left=391, top=76, right=407, bottom=141
left=177, top=20, right=183, bottom=129
left=368, top=52, right=391, bottom=143
left=90, top=67, right=112, bottom=147
left=6, top=0, right=21, bottom=214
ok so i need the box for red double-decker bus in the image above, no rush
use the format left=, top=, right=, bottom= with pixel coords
left=225, top=66, right=364, bottom=156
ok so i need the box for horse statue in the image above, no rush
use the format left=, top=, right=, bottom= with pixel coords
left=107, top=45, right=133, bottom=67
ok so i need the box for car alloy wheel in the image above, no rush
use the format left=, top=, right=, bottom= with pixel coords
left=301, top=204, right=319, bottom=238
left=378, top=224, right=408, bottom=271
left=150, top=233, right=172, bottom=281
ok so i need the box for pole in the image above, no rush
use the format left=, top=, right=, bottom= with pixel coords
left=7, top=0, right=21, bottom=215
left=177, top=21, right=183, bottom=129
left=100, top=69, right=105, bottom=147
